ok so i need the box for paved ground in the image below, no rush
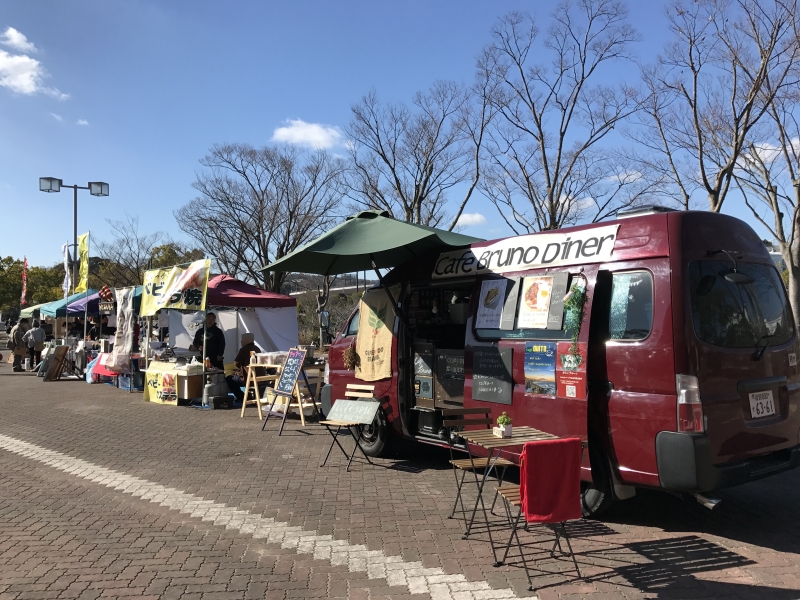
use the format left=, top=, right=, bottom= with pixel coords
left=0, top=359, right=799, bottom=600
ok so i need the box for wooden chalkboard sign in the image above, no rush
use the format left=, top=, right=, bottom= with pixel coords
left=471, top=346, right=513, bottom=404
left=435, top=349, right=465, bottom=406
left=273, top=348, right=306, bottom=397
left=326, top=399, right=381, bottom=425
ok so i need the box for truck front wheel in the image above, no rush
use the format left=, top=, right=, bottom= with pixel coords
left=357, top=407, right=390, bottom=457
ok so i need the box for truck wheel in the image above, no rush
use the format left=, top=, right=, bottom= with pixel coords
left=357, top=407, right=390, bottom=457
left=581, top=442, right=615, bottom=518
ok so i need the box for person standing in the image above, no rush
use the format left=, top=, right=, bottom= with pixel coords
left=190, top=312, right=226, bottom=370
left=22, top=320, right=46, bottom=370
left=10, top=318, right=29, bottom=372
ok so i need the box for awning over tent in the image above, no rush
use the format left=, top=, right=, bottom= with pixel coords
left=67, top=286, right=142, bottom=315
left=20, top=302, right=47, bottom=319
left=260, top=210, right=482, bottom=276
left=207, top=275, right=296, bottom=308
left=40, top=290, right=99, bottom=318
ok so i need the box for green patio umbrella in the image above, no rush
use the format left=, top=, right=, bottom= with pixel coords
left=260, top=210, right=482, bottom=276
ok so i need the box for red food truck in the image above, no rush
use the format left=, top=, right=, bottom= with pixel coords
left=321, top=207, right=800, bottom=515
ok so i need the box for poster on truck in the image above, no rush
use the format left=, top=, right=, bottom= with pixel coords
left=556, top=341, right=588, bottom=399
left=475, top=279, right=507, bottom=329
left=524, top=342, right=556, bottom=395
left=517, top=276, right=553, bottom=329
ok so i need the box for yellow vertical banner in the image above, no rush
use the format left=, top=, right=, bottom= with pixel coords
left=75, top=232, right=89, bottom=293
left=139, top=259, right=211, bottom=317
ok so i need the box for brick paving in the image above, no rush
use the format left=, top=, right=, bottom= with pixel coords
left=0, top=361, right=799, bottom=599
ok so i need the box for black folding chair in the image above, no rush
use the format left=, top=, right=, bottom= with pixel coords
left=441, top=408, right=514, bottom=536
left=494, top=438, right=583, bottom=591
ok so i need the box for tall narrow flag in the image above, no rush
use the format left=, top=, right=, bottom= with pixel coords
left=20, top=257, right=27, bottom=306
left=75, top=232, right=90, bottom=293
left=62, top=242, right=71, bottom=299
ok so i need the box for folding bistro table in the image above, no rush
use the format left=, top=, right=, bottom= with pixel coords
left=457, top=426, right=560, bottom=554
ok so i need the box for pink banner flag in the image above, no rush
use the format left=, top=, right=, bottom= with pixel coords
left=20, top=257, right=27, bottom=306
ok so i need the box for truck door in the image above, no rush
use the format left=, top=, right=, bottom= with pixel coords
left=588, top=260, right=675, bottom=488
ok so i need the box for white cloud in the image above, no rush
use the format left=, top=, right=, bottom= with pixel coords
left=456, top=212, right=487, bottom=227
left=1, top=27, right=36, bottom=53
left=0, top=32, right=68, bottom=100
left=271, top=119, right=343, bottom=149
left=77, top=119, right=89, bottom=126
left=49, top=112, right=62, bottom=121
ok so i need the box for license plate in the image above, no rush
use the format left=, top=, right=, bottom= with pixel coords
left=749, top=390, right=776, bottom=418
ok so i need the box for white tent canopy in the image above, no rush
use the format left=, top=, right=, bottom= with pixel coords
left=168, top=306, right=299, bottom=364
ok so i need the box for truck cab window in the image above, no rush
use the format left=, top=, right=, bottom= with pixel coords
left=609, top=271, right=653, bottom=340
left=345, top=310, right=359, bottom=337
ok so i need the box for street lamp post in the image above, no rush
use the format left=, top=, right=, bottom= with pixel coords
left=39, top=177, right=109, bottom=291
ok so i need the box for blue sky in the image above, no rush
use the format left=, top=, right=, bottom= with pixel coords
left=0, top=1, right=762, bottom=268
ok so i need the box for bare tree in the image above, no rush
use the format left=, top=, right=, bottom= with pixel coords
left=175, top=144, right=347, bottom=292
left=734, top=84, right=800, bottom=323
left=347, top=80, right=491, bottom=229
left=93, top=216, right=201, bottom=288
left=480, top=4, right=648, bottom=232
left=628, top=0, right=799, bottom=212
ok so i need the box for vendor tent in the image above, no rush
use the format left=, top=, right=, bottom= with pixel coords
left=40, top=290, right=98, bottom=318
left=20, top=302, right=47, bottom=319
left=168, top=275, right=298, bottom=363
left=207, top=275, right=296, bottom=307
left=67, top=286, right=142, bottom=315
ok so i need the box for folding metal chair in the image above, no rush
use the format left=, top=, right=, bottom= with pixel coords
left=441, top=408, right=514, bottom=537
left=494, top=438, right=583, bottom=591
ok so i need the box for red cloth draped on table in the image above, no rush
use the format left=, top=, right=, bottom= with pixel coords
left=519, top=438, right=582, bottom=523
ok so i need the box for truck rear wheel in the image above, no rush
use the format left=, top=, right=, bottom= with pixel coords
left=581, top=441, right=615, bottom=518
left=357, top=407, right=390, bottom=457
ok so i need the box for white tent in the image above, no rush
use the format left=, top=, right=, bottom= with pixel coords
left=168, top=306, right=299, bottom=364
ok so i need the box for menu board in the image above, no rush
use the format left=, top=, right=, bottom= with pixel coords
left=524, top=342, right=556, bottom=395
left=471, top=347, right=513, bottom=404
left=435, top=349, right=465, bottom=406
left=475, top=279, right=507, bottom=329
left=500, top=277, right=521, bottom=330
left=274, top=348, right=307, bottom=397
left=546, top=273, right=570, bottom=330
left=518, top=276, right=554, bottom=329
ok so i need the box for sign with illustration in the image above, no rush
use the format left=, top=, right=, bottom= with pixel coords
left=355, top=287, right=397, bottom=381
left=144, top=362, right=179, bottom=405
left=140, top=259, right=211, bottom=317
left=556, top=341, right=588, bottom=399
left=524, top=342, right=556, bottom=395
left=517, top=276, right=554, bottom=329
left=475, top=279, right=507, bottom=329
left=432, top=225, right=619, bottom=279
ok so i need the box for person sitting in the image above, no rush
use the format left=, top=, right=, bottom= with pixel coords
left=225, top=332, right=260, bottom=402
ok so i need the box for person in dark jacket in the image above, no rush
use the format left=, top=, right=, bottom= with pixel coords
left=190, top=312, right=226, bottom=369
left=225, top=332, right=260, bottom=402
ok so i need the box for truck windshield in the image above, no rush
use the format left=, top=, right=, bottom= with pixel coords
left=689, top=260, right=794, bottom=348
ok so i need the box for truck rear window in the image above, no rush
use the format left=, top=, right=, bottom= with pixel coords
left=689, top=261, right=794, bottom=348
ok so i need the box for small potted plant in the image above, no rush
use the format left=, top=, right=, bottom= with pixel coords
left=493, top=412, right=512, bottom=438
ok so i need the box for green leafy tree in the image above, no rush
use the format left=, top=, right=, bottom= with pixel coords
left=0, top=258, right=63, bottom=319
